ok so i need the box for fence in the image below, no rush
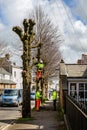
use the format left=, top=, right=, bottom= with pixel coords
left=65, top=95, right=87, bottom=130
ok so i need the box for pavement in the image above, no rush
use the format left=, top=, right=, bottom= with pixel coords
left=5, top=100, right=66, bottom=130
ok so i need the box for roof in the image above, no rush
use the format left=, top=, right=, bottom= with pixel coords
left=0, top=67, right=11, bottom=75
left=60, top=63, right=87, bottom=77
left=0, top=57, right=12, bottom=73
left=66, top=64, right=87, bottom=77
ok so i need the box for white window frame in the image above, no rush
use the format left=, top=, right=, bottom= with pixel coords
left=68, top=81, right=87, bottom=104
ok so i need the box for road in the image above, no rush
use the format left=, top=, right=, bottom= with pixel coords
left=0, top=100, right=35, bottom=130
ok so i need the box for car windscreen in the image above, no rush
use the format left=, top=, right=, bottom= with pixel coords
left=31, top=93, right=35, bottom=95
left=3, top=90, right=18, bottom=96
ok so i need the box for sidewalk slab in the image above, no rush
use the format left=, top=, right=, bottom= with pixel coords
left=6, top=101, right=65, bottom=130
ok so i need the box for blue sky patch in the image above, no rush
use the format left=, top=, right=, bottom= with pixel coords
left=63, top=0, right=76, bottom=8
left=0, top=5, right=8, bottom=26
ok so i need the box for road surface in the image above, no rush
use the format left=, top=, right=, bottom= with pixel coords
left=0, top=100, right=35, bottom=130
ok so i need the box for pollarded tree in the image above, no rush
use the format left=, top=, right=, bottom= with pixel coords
left=12, top=19, right=39, bottom=118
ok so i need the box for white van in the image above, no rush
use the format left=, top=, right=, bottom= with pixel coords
left=1, top=88, right=23, bottom=107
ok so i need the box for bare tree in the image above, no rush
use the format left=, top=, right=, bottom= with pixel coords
left=28, top=6, right=62, bottom=99
left=30, top=6, right=62, bottom=82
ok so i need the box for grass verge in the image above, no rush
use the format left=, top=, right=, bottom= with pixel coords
left=16, top=117, right=34, bottom=123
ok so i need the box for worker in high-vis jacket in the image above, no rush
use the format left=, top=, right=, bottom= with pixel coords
left=52, top=89, right=57, bottom=111
left=35, top=89, right=42, bottom=111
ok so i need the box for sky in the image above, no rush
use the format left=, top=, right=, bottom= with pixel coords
left=0, top=0, right=87, bottom=65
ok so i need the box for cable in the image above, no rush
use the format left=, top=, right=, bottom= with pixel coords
left=47, top=0, right=87, bottom=62
left=48, top=0, right=74, bottom=62
left=54, top=0, right=87, bottom=63
left=61, top=0, right=87, bottom=50
left=73, top=0, right=87, bottom=23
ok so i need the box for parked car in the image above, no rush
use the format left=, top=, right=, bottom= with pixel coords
left=1, top=88, right=23, bottom=107
left=30, top=92, right=35, bottom=100
left=0, top=94, right=2, bottom=105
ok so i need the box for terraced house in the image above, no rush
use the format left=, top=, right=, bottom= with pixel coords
left=59, top=54, right=87, bottom=109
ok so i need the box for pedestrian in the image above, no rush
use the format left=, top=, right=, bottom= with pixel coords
left=52, top=89, right=57, bottom=111
left=35, top=89, right=42, bottom=111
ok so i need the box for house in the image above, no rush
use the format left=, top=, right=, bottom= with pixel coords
left=59, top=59, right=87, bottom=109
left=0, top=54, right=23, bottom=90
left=11, top=64, right=23, bottom=89
left=0, top=67, right=16, bottom=94
left=77, top=54, right=87, bottom=64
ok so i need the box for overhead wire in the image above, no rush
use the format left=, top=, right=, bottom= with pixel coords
left=54, top=0, right=74, bottom=62
left=48, top=0, right=74, bottom=62
left=54, top=0, right=87, bottom=62
left=60, top=0, right=87, bottom=51
left=40, top=0, right=75, bottom=62
left=33, top=0, right=87, bottom=63
left=74, top=0, right=87, bottom=22
left=42, top=0, right=66, bottom=61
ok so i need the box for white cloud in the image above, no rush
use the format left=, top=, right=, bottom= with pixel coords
left=0, top=0, right=33, bottom=25
left=74, top=20, right=86, bottom=34
left=72, top=0, right=87, bottom=23
left=0, top=22, right=5, bottom=30
left=0, top=0, right=87, bottom=64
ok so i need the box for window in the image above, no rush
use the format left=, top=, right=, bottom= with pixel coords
left=14, top=71, right=16, bottom=78
left=2, top=74, right=5, bottom=79
left=69, top=82, right=87, bottom=104
left=70, top=83, right=77, bottom=98
left=85, top=83, right=87, bottom=90
left=85, top=83, right=87, bottom=99
left=85, top=92, right=87, bottom=98
left=79, top=83, right=84, bottom=99
left=78, top=83, right=87, bottom=104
